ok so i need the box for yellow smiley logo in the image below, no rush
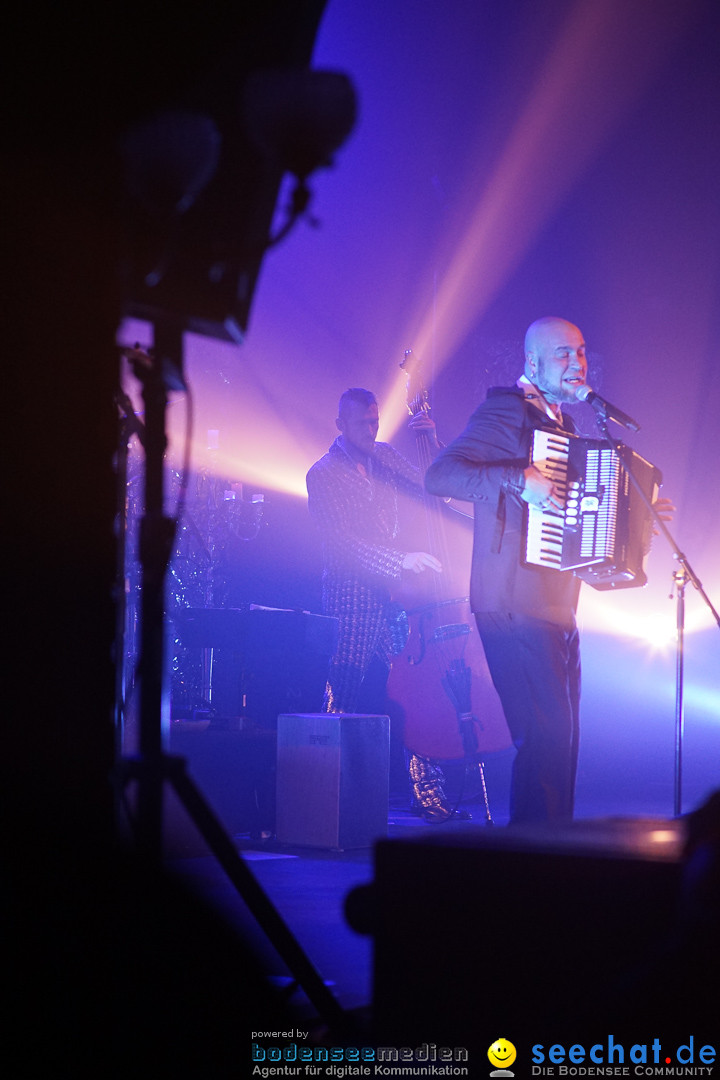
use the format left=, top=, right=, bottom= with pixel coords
left=488, top=1039, right=517, bottom=1070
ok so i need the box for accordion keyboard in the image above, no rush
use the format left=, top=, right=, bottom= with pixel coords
left=524, top=430, right=572, bottom=569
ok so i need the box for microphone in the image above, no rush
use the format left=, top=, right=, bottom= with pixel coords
left=575, top=384, right=641, bottom=432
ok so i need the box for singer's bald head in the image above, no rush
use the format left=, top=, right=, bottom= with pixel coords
left=523, top=316, right=587, bottom=405
left=524, top=316, right=582, bottom=360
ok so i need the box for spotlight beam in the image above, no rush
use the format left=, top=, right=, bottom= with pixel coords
left=378, top=0, right=694, bottom=436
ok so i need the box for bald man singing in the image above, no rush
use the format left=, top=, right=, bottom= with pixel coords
left=425, top=317, right=589, bottom=824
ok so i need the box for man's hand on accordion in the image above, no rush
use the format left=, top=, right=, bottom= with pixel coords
left=644, top=495, right=676, bottom=554
left=652, top=496, right=675, bottom=525
left=520, top=464, right=563, bottom=512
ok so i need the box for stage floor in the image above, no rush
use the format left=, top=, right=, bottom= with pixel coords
left=167, top=796, right=472, bottom=1022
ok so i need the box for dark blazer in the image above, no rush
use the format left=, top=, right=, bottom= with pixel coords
left=425, top=385, right=581, bottom=628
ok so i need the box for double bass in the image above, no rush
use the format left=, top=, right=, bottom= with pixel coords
left=387, top=352, right=511, bottom=808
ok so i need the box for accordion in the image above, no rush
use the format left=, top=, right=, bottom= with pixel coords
left=523, top=429, right=662, bottom=590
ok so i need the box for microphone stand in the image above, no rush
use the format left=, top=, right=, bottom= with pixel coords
left=116, top=320, right=353, bottom=1039
left=593, top=410, right=719, bottom=818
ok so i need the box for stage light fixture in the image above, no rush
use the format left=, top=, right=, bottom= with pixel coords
left=120, top=10, right=356, bottom=346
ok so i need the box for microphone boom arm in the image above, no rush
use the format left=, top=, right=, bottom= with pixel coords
left=576, top=384, right=641, bottom=432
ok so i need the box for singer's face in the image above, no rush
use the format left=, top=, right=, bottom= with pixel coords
left=337, top=400, right=380, bottom=455
left=531, top=320, right=587, bottom=404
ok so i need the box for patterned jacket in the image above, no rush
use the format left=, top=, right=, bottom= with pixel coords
left=306, top=436, right=424, bottom=711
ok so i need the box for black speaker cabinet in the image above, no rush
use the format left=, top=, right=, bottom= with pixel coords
left=276, top=713, right=390, bottom=850
left=361, top=818, right=690, bottom=1048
